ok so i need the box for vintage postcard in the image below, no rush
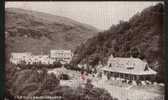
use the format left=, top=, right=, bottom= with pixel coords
left=5, top=1, right=165, bottom=100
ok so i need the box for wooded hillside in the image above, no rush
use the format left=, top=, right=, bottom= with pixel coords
left=72, top=3, right=164, bottom=82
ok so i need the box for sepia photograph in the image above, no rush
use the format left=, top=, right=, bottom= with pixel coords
left=5, top=1, right=165, bottom=100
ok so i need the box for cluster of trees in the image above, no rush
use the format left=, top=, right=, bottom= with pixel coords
left=72, top=3, right=164, bottom=82
left=64, top=63, right=98, bottom=75
left=15, top=61, right=62, bottom=70
left=5, top=63, right=116, bottom=100
left=64, top=63, right=82, bottom=71
left=5, top=63, right=60, bottom=99
left=14, top=61, right=97, bottom=75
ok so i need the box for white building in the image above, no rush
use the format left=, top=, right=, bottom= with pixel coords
left=27, top=55, right=50, bottom=64
left=10, top=52, right=51, bottom=65
left=10, top=52, right=32, bottom=64
left=10, top=50, right=73, bottom=65
left=101, top=54, right=157, bottom=82
left=50, top=50, right=73, bottom=64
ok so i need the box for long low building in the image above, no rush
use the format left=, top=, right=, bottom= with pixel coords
left=10, top=52, right=32, bottom=64
left=10, top=50, right=73, bottom=65
left=25, top=55, right=51, bottom=64
left=101, top=54, right=157, bottom=82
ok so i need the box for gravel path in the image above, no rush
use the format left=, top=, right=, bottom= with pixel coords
left=92, top=79, right=164, bottom=100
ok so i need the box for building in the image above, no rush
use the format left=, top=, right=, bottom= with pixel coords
left=10, top=50, right=73, bottom=65
left=27, top=55, right=50, bottom=64
left=101, top=54, right=157, bottom=83
left=10, top=52, right=32, bottom=64
left=10, top=52, right=51, bottom=65
left=50, top=50, right=73, bottom=64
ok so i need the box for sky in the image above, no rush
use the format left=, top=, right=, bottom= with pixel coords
left=5, top=1, right=162, bottom=30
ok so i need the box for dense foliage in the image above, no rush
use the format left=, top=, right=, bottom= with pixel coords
left=15, top=61, right=62, bottom=70
left=5, top=63, right=115, bottom=100
left=72, top=3, right=164, bottom=82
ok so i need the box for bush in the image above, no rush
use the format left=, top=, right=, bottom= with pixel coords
left=64, top=64, right=81, bottom=71
left=5, top=68, right=60, bottom=98
left=53, top=61, right=62, bottom=68
left=6, top=66, right=115, bottom=100
left=56, top=86, right=114, bottom=100
left=59, top=74, right=70, bottom=80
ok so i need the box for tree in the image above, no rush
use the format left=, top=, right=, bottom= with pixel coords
left=89, top=55, right=100, bottom=67
left=53, top=61, right=62, bottom=68
left=130, top=47, right=140, bottom=58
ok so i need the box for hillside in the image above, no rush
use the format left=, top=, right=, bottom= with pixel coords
left=72, top=3, right=164, bottom=82
left=5, top=8, right=99, bottom=56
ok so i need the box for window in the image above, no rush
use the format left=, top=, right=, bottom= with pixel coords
left=127, top=67, right=134, bottom=70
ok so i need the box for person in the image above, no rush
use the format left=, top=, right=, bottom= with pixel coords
left=80, top=71, right=85, bottom=82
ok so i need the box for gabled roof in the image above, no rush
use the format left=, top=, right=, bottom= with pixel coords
left=102, top=57, right=157, bottom=75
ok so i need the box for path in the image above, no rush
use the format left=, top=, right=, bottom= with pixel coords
left=92, top=79, right=164, bottom=100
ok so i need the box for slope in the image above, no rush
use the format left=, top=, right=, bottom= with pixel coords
left=72, top=3, right=164, bottom=82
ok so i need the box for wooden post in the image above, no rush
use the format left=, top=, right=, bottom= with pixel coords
left=137, top=75, right=139, bottom=80
left=136, top=75, right=139, bottom=85
left=144, top=75, right=146, bottom=81
left=133, top=75, right=134, bottom=80
left=150, top=75, right=155, bottom=83
left=120, top=73, right=123, bottom=79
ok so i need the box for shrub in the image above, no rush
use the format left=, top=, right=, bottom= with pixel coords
left=59, top=74, right=70, bottom=80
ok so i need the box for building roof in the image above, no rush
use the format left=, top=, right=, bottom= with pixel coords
left=101, top=56, right=157, bottom=75
left=11, top=52, right=32, bottom=59
left=50, top=50, right=72, bottom=53
left=11, top=52, right=32, bottom=55
left=50, top=49, right=73, bottom=58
